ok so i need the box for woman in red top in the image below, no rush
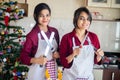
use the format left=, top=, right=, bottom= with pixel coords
left=59, top=7, right=104, bottom=80
left=20, top=3, right=59, bottom=80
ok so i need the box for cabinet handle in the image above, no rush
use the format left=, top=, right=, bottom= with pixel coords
left=112, top=72, right=114, bottom=80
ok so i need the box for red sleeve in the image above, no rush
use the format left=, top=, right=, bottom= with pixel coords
left=59, top=35, right=72, bottom=68
left=55, top=29, right=60, bottom=50
left=20, top=36, right=33, bottom=65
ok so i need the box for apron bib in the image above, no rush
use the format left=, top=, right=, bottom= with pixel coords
left=28, top=32, right=58, bottom=80
left=62, top=37, right=95, bottom=80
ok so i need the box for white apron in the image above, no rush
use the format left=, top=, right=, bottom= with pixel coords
left=27, top=32, right=58, bottom=80
left=62, top=37, right=95, bottom=80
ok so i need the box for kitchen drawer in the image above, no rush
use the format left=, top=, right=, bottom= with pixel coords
left=103, top=68, right=120, bottom=80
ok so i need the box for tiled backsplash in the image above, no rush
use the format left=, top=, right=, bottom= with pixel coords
left=90, top=21, right=120, bottom=52
left=10, top=17, right=120, bottom=52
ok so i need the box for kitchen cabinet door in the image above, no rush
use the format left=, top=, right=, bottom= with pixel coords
left=87, top=0, right=120, bottom=8
left=93, top=69, right=103, bottom=80
left=103, top=68, right=120, bottom=80
left=87, top=0, right=111, bottom=7
left=111, top=0, right=120, bottom=8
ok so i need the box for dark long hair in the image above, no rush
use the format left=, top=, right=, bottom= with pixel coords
left=73, top=7, right=92, bottom=28
left=33, top=3, right=51, bottom=25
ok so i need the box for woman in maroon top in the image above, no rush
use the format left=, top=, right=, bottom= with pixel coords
left=20, top=3, right=59, bottom=80
left=59, top=7, right=104, bottom=80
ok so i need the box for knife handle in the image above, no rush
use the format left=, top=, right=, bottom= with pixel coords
left=40, top=55, right=46, bottom=67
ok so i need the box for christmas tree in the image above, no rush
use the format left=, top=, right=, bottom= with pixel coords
left=0, top=1, right=28, bottom=80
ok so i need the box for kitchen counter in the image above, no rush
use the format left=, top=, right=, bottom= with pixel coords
left=94, top=64, right=118, bottom=69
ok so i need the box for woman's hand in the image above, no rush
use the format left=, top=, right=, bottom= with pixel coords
left=73, top=48, right=80, bottom=57
left=66, top=48, right=80, bottom=63
left=30, top=55, right=47, bottom=65
left=53, top=51, right=60, bottom=59
left=95, top=49, right=104, bottom=62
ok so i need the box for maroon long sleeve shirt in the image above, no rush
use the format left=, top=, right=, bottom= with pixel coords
left=59, top=29, right=101, bottom=68
left=20, top=25, right=59, bottom=65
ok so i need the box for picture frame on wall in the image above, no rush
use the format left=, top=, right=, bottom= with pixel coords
left=11, top=0, right=28, bottom=16
left=17, top=3, right=28, bottom=16
left=0, top=0, right=28, bottom=16
left=87, top=0, right=111, bottom=7
left=6, top=0, right=27, bottom=3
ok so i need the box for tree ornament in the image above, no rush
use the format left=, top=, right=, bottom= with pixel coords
left=16, top=72, right=21, bottom=76
left=18, top=39, right=21, bottom=42
left=7, top=46, right=11, bottom=53
left=15, top=9, right=19, bottom=13
left=4, top=12, right=10, bottom=26
left=14, top=61, right=19, bottom=67
left=6, top=7, right=11, bottom=12
left=14, top=13, right=19, bottom=19
left=13, top=75, right=18, bottom=80
left=0, top=10, right=3, bottom=16
left=3, top=58, right=7, bottom=62
left=5, top=29, right=8, bottom=34
left=15, top=6, right=18, bottom=9
left=9, top=1, right=15, bottom=5
left=13, top=29, right=15, bottom=32
left=18, top=35, right=21, bottom=38
left=45, top=69, right=50, bottom=79
left=13, top=69, right=18, bottom=80
left=22, top=72, right=25, bottom=76
left=58, top=69, right=62, bottom=80
left=18, top=29, right=22, bottom=33
left=12, top=72, right=16, bottom=76
left=13, top=69, right=17, bottom=73
left=3, top=50, right=6, bottom=54
left=0, top=51, right=3, bottom=55
left=1, top=30, right=5, bottom=35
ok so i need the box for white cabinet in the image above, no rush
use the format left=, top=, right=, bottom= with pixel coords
left=87, top=0, right=120, bottom=8
left=93, top=69, right=103, bottom=80
left=87, top=0, right=111, bottom=7
left=93, top=68, right=120, bottom=80
left=111, top=0, right=120, bottom=8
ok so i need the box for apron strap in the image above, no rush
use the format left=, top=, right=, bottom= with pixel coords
left=38, top=33, right=41, bottom=40
left=86, top=37, right=91, bottom=45
left=72, top=37, right=79, bottom=50
left=87, top=37, right=98, bottom=51
left=72, top=32, right=89, bottom=49
left=72, top=37, right=76, bottom=47
left=72, top=37, right=75, bottom=47
left=40, top=31, right=55, bottom=56
left=41, top=30, right=54, bottom=49
left=81, top=32, right=89, bottom=46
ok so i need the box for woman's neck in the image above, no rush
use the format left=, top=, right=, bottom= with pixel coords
left=75, top=28, right=86, bottom=42
left=39, top=25, right=48, bottom=32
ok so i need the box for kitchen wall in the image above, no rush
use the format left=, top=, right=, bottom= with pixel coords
left=10, top=0, right=120, bottom=52
left=90, top=21, right=120, bottom=52
left=10, top=18, right=120, bottom=52
left=12, top=0, right=120, bottom=20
